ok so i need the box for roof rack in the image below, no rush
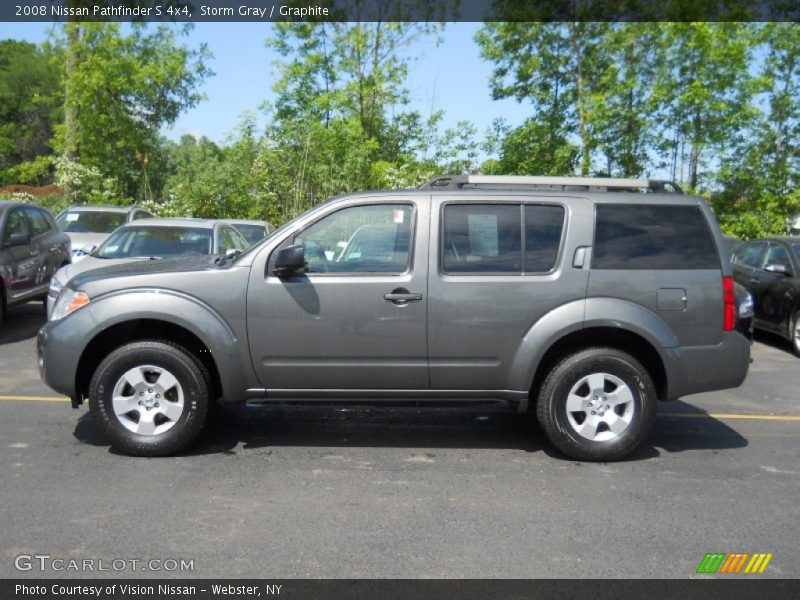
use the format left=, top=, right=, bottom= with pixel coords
left=419, top=175, right=683, bottom=193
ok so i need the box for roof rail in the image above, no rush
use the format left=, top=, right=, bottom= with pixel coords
left=419, top=175, right=682, bottom=193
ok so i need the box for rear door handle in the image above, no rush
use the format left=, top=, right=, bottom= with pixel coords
left=750, top=278, right=760, bottom=285
left=384, top=288, right=422, bottom=304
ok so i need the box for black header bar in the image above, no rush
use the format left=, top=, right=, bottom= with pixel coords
left=4, top=0, right=800, bottom=23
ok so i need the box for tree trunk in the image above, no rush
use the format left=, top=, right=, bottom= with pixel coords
left=64, top=22, right=80, bottom=160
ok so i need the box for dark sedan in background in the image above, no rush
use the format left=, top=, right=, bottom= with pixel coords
left=732, top=237, right=800, bottom=356
left=0, top=201, right=71, bottom=325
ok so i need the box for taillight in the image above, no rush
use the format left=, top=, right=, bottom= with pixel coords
left=723, top=276, right=735, bottom=331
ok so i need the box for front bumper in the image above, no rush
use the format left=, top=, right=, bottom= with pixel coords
left=37, top=318, right=85, bottom=407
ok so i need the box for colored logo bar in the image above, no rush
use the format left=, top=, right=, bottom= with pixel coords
left=697, top=553, right=773, bottom=574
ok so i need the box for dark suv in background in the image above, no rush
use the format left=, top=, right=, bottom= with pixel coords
left=1, top=201, right=70, bottom=324
left=38, top=176, right=751, bottom=461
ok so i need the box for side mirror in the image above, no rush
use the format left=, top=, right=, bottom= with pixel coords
left=6, top=232, right=31, bottom=247
left=764, top=263, right=793, bottom=276
left=274, top=245, right=305, bottom=276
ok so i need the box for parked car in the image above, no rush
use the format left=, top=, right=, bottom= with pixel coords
left=47, top=218, right=249, bottom=318
left=55, top=205, right=154, bottom=261
left=731, top=237, right=800, bottom=355
left=224, top=219, right=274, bottom=246
left=0, top=201, right=70, bottom=324
left=38, top=175, right=751, bottom=460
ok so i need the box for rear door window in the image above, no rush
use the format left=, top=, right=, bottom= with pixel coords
left=593, top=204, right=719, bottom=269
left=442, top=204, right=521, bottom=274
left=524, top=205, right=565, bottom=272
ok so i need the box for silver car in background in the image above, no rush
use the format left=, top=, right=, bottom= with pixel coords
left=55, top=205, right=154, bottom=261
left=47, top=218, right=248, bottom=317
left=224, top=219, right=274, bottom=246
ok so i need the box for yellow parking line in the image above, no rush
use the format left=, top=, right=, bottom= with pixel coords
left=0, top=395, right=70, bottom=403
left=660, top=412, right=800, bottom=422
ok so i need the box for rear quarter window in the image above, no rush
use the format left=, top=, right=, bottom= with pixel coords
left=593, top=204, right=719, bottom=270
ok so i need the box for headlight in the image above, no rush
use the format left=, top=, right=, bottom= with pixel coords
left=50, top=289, right=90, bottom=322
left=48, top=276, right=63, bottom=300
left=739, top=292, right=754, bottom=317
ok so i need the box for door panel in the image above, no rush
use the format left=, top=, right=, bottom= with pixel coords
left=428, top=198, right=588, bottom=390
left=1, top=208, right=40, bottom=300
left=247, top=199, right=430, bottom=390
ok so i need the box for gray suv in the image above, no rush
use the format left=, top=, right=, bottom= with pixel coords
left=37, top=176, right=751, bottom=460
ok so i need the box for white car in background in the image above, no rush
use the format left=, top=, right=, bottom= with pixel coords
left=55, top=205, right=154, bottom=262
left=47, top=218, right=249, bottom=317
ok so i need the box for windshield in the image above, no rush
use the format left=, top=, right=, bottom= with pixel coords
left=234, top=224, right=268, bottom=245
left=57, top=210, right=126, bottom=233
left=95, top=226, right=213, bottom=259
left=792, top=243, right=800, bottom=259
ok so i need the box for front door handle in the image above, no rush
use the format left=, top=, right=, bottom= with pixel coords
left=384, top=288, right=422, bottom=305
left=750, top=278, right=761, bottom=285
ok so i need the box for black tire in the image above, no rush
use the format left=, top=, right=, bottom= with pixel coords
left=536, top=347, right=657, bottom=462
left=89, top=340, right=211, bottom=456
left=791, top=310, right=800, bottom=358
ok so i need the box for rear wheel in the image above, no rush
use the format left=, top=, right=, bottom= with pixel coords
left=89, top=340, right=210, bottom=456
left=791, top=310, right=800, bottom=357
left=536, top=347, right=657, bottom=461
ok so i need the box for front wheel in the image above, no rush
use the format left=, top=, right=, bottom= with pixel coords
left=536, top=347, right=657, bottom=461
left=89, top=340, right=210, bottom=456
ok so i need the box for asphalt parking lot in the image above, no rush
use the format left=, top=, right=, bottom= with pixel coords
left=0, top=301, right=798, bottom=579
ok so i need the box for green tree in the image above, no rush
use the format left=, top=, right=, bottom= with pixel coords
left=52, top=22, right=211, bottom=202
left=652, top=23, right=756, bottom=189
left=262, top=19, right=443, bottom=213
left=0, top=40, right=62, bottom=184
left=475, top=22, right=610, bottom=175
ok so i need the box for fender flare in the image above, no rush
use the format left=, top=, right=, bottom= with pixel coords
left=509, top=297, right=678, bottom=391
left=77, top=288, right=256, bottom=403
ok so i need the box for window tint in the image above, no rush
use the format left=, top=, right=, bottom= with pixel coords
left=4, top=208, right=30, bottom=238
left=732, top=242, right=766, bottom=268
left=219, top=227, right=247, bottom=252
left=236, top=224, right=268, bottom=245
left=442, top=204, right=521, bottom=273
left=23, top=207, right=50, bottom=236
left=761, top=243, right=791, bottom=270
left=293, top=204, right=415, bottom=274
left=56, top=210, right=126, bottom=233
left=593, top=204, right=719, bottom=269
left=525, top=205, right=565, bottom=272
left=229, top=228, right=248, bottom=250
left=95, top=227, right=213, bottom=258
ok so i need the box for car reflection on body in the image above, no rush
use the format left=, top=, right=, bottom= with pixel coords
left=47, top=218, right=248, bottom=317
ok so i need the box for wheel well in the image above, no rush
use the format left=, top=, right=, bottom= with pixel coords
left=530, top=327, right=668, bottom=405
left=75, top=319, right=222, bottom=402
